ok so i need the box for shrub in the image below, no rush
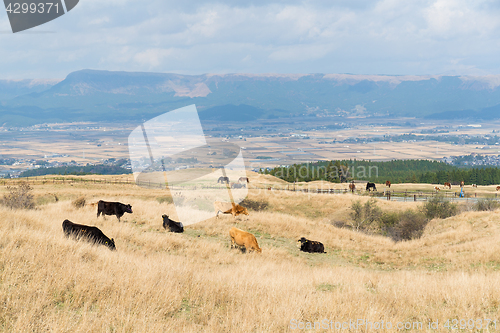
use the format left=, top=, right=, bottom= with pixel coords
left=1, top=182, right=35, bottom=209
left=421, top=196, right=457, bottom=219
left=350, top=198, right=382, bottom=231
left=156, top=196, right=174, bottom=204
left=474, top=198, right=500, bottom=211
left=72, top=196, right=86, bottom=209
left=389, top=210, right=428, bottom=242
left=239, top=198, right=269, bottom=211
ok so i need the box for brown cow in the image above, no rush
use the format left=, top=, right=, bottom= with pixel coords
left=229, top=227, right=261, bottom=253
left=349, top=182, right=356, bottom=193
left=385, top=180, right=391, bottom=188
left=496, top=186, right=500, bottom=191
left=460, top=181, right=464, bottom=188
left=214, top=201, right=249, bottom=218
left=472, top=184, right=477, bottom=188
left=434, top=186, right=441, bottom=191
left=444, top=182, right=452, bottom=189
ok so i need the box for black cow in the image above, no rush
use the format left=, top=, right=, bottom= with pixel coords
left=297, top=237, right=326, bottom=253
left=366, top=182, right=377, bottom=191
left=162, top=214, right=184, bottom=233
left=97, top=200, right=132, bottom=222
left=217, top=176, right=229, bottom=184
left=62, top=219, right=116, bottom=250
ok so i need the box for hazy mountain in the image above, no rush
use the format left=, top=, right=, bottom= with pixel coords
left=3, top=70, right=500, bottom=126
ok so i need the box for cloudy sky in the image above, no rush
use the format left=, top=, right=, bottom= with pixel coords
left=1, top=0, right=500, bottom=79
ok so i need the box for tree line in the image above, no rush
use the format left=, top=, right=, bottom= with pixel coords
left=260, top=159, right=500, bottom=185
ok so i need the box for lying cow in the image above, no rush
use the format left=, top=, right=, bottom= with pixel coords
left=297, top=237, right=326, bottom=253
left=97, top=200, right=132, bottom=222
left=62, top=219, right=116, bottom=250
left=229, top=227, right=261, bottom=253
left=162, top=214, right=184, bottom=233
left=214, top=201, right=249, bottom=218
left=231, top=183, right=246, bottom=189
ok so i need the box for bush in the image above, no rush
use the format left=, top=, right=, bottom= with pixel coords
left=421, top=196, right=457, bottom=219
left=239, top=198, right=269, bottom=211
left=474, top=198, right=500, bottom=211
left=156, top=196, right=174, bottom=204
left=350, top=199, right=430, bottom=242
left=350, top=198, right=382, bottom=231
left=1, top=182, right=35, bottom=209
left=389, top=210, right=428, bottom=242
left=72, top=196, right=86, bottom=209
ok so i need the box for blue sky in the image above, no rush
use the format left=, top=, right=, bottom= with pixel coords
left=1, top=0, right=500, bottom=79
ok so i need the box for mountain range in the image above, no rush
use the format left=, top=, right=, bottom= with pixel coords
left=2, top=70, right=500, bottom=126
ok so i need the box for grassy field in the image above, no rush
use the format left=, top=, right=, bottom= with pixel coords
left=0, top=173, right=499, bottom=332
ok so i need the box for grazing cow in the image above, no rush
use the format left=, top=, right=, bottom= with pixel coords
left=62, top=219, right=116, bottom=250
left=444, top=182, right=452, bottom=189
left=434, top=186, right=441, bottom=191
left=229, top=227, right=261, bottom=253
left=231, top=182, right=246, bottom=189
left=497, top=186, right=500, bottom=191
left=217, top=176, right=229, bottom=184
left=349, top=182, right=356, bottom=193
left=214, top=201, right=249, bottom=218
left=385, top=180, right=391, bottom=188
left=162, top=214, right=184, bottom=233
left=460, top=181, right=464, bottom=188
left=366, top=182, right=377, bottom=191
left=238, top=177, right=249, bottom=183
left=472, top=184, right=477, bottom=188
left=97, top=200, right=132, bottom=222
left=297, top=237, right=326, bottom=253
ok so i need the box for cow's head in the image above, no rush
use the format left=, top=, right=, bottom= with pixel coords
left=105, top=238, right=116, bottom=251
left=162, top=214, right=169, bottom=229
left=125, top=204, right=132, bottom=213
left=297, top=237, right=307, bottom=247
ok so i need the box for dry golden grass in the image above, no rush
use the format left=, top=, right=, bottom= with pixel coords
left=0, top=175, right=499, bottom=332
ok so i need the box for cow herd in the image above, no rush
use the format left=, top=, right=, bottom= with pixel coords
left=63, top=198, right=327, bottom=255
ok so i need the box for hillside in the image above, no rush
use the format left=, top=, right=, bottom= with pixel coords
left=4, top=70, right=500, bottom=125
left=0, top=174, right=499, bottom=331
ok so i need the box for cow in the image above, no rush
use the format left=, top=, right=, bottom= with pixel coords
left=297, top=237, right=326, bottom=253
left=434, top=186, right=441, bottom=191
left=366, top=182, right=377, bottom=191
left=162, top=214, right=184, bottom=233
left=349, top=182, right=356, bottom=193
left=62, top=219, right=116, bottom=250
left=444, top=182, right=452, bottom=189
left=385, top=180, right=391, bottom=188
left=472, top=184, right=477, bottom=188
left=238, top=177, right=249, bottom=183
left=496, top=186, right=500, bottom=191
left=460, top=181, right=464, bottom=188
left=231, top=182, right=246, bottom=189
left=97, top=200, right=132, bottom=222
left=214, top=201, right=249, bottom=218
left=217, top=176, right=229, bottom=184
left=229, top=227, right=261, bottom=253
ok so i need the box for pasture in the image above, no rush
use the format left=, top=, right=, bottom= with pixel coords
left=0, top=174, right=499, bottom=332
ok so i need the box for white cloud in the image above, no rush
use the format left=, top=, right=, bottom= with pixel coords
left=1, top=0, right=500, bottom=78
